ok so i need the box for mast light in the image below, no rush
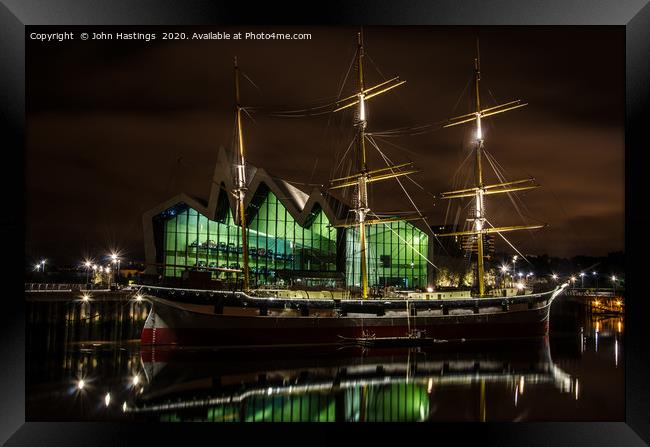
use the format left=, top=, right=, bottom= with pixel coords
left=359, top=93, right=366, bottom=122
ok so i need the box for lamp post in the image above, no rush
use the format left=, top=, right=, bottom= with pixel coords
left=40, top=259, right=46, bottom=273
left=83, top=261, right=92, bottom=286
left=110, top=253, right=120, bottom=287
left=500, top=265, right=508, bottom=288
left=512, top=255, right=518, bottom=287
left=579, top=272, right=585, bottom=288
left=570, top=276, right=576, bottom=289
left=592, top=271, right=598, bottom=289
left=611, top=275, right=617, bottom=296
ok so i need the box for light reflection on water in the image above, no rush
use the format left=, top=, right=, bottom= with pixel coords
left=26, top=295, right=624, bottom=422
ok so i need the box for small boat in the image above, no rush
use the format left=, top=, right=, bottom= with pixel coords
left=339, top=329, right=435, bottom=347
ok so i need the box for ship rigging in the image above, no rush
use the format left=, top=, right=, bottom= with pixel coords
left=329, top=30, right=424, bottom=299
left=230, top=34, right=547, bottom=298
left=434, top=40, right=546, bottom=297
left=138, top=31, right=568, bottom=348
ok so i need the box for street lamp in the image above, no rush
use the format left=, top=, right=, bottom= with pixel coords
left=110, top=253, right=121, bottom=287
left=579, top=272, right=585, bottom=288
left=570, top=276, right=576, bottom=289
left=83, top=261, right=92, bottom=286
left=500, top=265, right=509, bottom=288
left=611, top=275, right=617, bottom=295
left=512, top=255, right=518, bottom=285
left=525, top=272, right=533, bottom=287
left=552, top=273, right=558, bottom=281
left=40, top=259, right=46, bottom=273
left=592, top=271, right=598, bottom=289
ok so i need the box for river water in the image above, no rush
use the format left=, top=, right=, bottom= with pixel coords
left=25, top=294, right=624, bottom=422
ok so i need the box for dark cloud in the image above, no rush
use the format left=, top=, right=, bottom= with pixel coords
left=26, top=26, right=624, bottom=264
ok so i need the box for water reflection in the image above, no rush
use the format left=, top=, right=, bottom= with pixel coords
left=125, top=339, right=577, bottom=422
left=578, top=313, right=623, bottom=368
left=26, top=296, right=624, bottom=422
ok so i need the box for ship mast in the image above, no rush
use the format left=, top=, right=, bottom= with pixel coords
left=356, top=32, right=370, bottom=299
left=473, top=43, right=487, bottom=297
left=435, top=40, right=546, bottom=297
left=329, top=30, right=420, bottom=299
left=233, top=56, right=250, bottom=292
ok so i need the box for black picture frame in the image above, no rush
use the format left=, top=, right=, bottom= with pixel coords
left=3, top=1, right=649, bottom=445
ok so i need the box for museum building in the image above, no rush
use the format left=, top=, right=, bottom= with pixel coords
left=143, top=148, right=433, bottom=290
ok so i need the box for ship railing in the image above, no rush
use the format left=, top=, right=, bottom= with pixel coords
left=25, top=283, right=100, bottom=292
left=565, top=288, right=619, bottom=297
left=134, top=284, right=562, bottom=316
left=134, top=284, right=240, bottom=295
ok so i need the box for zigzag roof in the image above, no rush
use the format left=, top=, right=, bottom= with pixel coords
left=143, top=146, right=349, bottom=229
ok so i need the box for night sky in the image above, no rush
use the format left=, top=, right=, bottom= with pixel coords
left=26, top=26, right=624, bottom=265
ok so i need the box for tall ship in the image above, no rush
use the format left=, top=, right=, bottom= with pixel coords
left=139, top=32, right=567, bottom=347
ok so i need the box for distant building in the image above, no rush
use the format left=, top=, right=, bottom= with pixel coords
left=431, top=224, right=464, bottom=258
left=119, top=268, right=140, bottom=279
left=461, top=233, right=496, bottom=259
left=431, top=224, right=495, bottom=258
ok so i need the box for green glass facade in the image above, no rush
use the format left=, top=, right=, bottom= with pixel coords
left=346, top=223, right=429, bottom=289
left=161, top=191, right=338, bottom=285
left=157, top=382, right=429, bottom=422
left=157, top=187, right=429, bottom=289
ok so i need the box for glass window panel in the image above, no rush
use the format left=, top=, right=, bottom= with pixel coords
left=158, top=198, right=431, bottom=288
